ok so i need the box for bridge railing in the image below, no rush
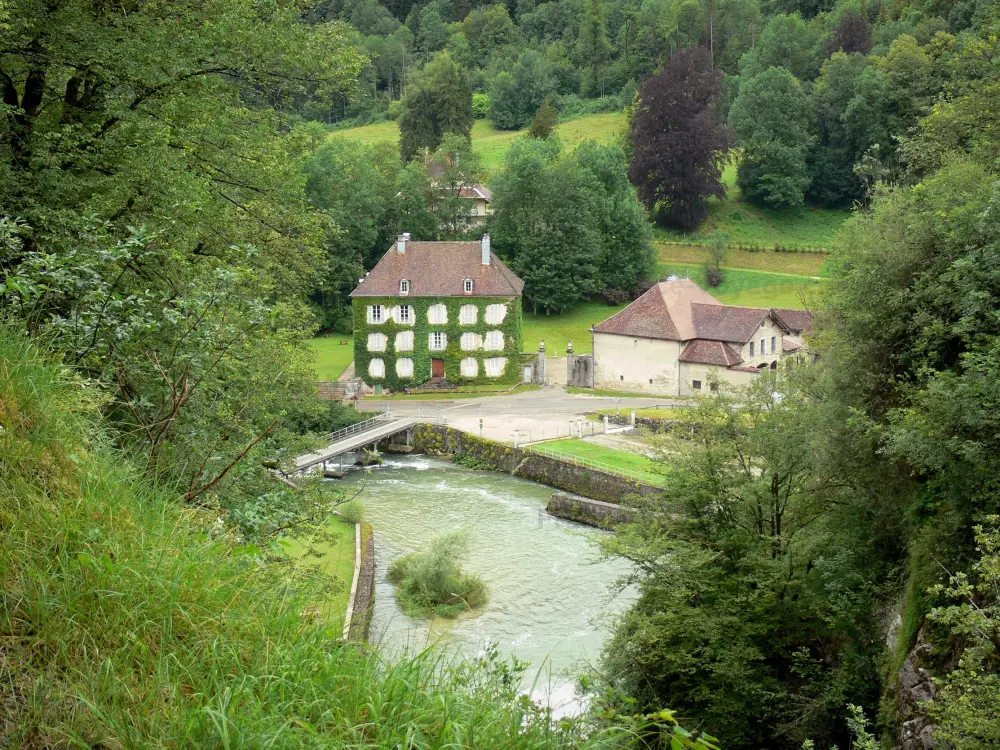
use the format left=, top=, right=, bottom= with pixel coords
left=322, top=414, right=395, bottom=443
left=523, top=444, right=659, bottom=486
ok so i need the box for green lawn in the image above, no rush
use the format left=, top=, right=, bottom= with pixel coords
left=309, top=336, right=354, bottom=381
left=538, top=437, right=665, bottom=486
left=655, top=162, right=852, bottom=250
left=279, top=517, right=357, bottom=632
left=523, top=301, right=628, bottom=355
left=656, top=242, right=831, bottom=277
left=369, top=383, right=541, bottom=400
left=330, top=113, right=626, bottom=173
left=657, top=262, right=824, bottom=310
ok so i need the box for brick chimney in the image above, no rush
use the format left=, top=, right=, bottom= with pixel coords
left=481, top=234, right=490, bottom=265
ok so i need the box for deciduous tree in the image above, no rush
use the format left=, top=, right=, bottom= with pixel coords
left=628, top=47, right=733, bottom=230
left=399, top=52, right=474, bottom=160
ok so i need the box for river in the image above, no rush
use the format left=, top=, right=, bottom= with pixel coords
left=330, top=454, right=635, bottom=714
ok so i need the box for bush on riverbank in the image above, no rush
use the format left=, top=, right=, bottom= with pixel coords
left=337, top=499, right=366, bottom=524
left=387, top=530, right=489, bottom=617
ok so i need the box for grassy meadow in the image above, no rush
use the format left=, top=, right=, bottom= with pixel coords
left=279, top=518, right=357, bottom=632
left=539, top=438, right=665, bottom=486
left=655, top=162, right=852, bottom=249
left=330, top=113, right=626, bottom=173
left=309, top=335, right=354, bottom=380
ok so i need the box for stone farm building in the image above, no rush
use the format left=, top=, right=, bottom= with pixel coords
left=350, top=234, right=524, bottom=389
left=592, top=277, right=813, bottom=396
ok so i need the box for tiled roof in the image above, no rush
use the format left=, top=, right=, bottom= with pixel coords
left=782, top=337, right=803, bottom=352
left=593, top=279, right=723, bottom=340
left=350, top=241, right=524, bottom=298
left=772, top=308, right=813, bottom=333
left=459, top=184, right=493, bottom=201
left=679, top=339, right=744, bottom=366
left=691, top=303, right=770, bottom=343
left=594, top=278, right=815, bottom=345
left=727, top=365, right=763, bottom=373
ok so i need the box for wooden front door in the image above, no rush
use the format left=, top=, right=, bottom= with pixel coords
left=432, top=359, right=445, bottom=379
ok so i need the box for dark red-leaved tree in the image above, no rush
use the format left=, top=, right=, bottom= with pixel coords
left=628, top=47, right=733, bottom=231
left=826, top=9, right=873, bottom=56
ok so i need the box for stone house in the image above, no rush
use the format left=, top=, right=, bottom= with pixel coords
left=592, top=277, right=812, bottom=396
left=350, top=234, right=524, bottom=389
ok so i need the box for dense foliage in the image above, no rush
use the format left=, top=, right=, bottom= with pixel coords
left=387, top=529, right=490, bottom=617
left=627, top=47, right=732, bottom=230
left=490, top=137, right=653, bottom=311
left=598, top=6, right=1000, bottom=746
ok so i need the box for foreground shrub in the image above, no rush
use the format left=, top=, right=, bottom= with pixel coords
left=338, top=499, right=366, bottom=524
left=387, top=529, right=489, bottom=617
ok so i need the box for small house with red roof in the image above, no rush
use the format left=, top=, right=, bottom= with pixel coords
left=591, top=277, right=812, bottom=396
left=350, top=234, right=524, bottom=388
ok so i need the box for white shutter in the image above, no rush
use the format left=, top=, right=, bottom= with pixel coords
left=397, top=305, right=413, bottom=325
left=367, top=305, right=384, bottom=324
left=368, top=358, right=385, bottom=378
left=483, top=330, right=504, bottom=351
left=460, top=332, right=482, bottom=351
left=485, top=304, right=507, bottom=324
left=459, top=304, right=478, bottom=325
left=396, top=358, right=414, bottom=378
left=429, top=332, right=447, bottom=352
left=367, top=332, right=387, bottom=352
left=395, top=331, right=414, bottom=352
left=484, top=357, right=507, bottom=377
left=461, top=357, right=479, bottom=377
left=428, top=303, right=448, bottom=324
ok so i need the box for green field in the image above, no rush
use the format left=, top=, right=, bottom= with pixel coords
left=539, top=438, right=665, bottom=486
left=330, top=113, right=625, bottom=173
left=279, top=517, right=357, bottom=632
left=656, top=242, right=830, bottom=277
left=523, top=301, right=628, bottom=355
left=309, top=335, right=354, bottom=381
left=656, top=262, right=825, bottom=310
left=655, top=162, right=852, bottom=249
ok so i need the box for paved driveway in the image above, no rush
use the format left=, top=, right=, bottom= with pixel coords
left=357, top=386, right=689, bottom=444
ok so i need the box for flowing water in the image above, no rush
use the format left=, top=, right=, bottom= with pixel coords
left=330, top=455, right=635, bottom=714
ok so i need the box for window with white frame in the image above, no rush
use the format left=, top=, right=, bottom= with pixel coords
left=771, top=336, right=776, bottom=353
left=483, top=330, right=504, bottom=351
left=395, top=330, right=414, bottom=352
left=485, top=303, right=507, bottom=324
left=459, top=304, right=478, bottom=325
left=460, top=332, right=482, bottom=351
left=749, top=341, right=755, bottom=357
left=429, top=332, right=447, bottom=351
left=761, top=338, right=766, bottom=354
left=461, top=357, right=478, bottom=377
left=367, top=304, right=384, bottom=324
left=428, top=303, right=447, bottom=324
left=396, top=304, right=413, bottom=324
left=368, top=358, right=385, bottom=378
left=484, top=357, right=507, bottom=377
left=367, top=332, right=387, bottom=352
left=463, top=279, right=473, bottom=293
left=396, top=358, right=414, bottom=378
left=399, top=279, right=410, bottom=295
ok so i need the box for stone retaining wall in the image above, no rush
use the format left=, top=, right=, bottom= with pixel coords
left=347, top=521, right=375, bottom=641
left=546, top=493, right=635, bottom=528
left=412, top=424, right=662, bottom=504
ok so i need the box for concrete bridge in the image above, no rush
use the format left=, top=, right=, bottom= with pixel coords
left=295, top=414, right=420, bottom=472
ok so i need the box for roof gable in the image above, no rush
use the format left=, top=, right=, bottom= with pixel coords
left=593, top=279, right=722, bottom=340
left=350, top=241, right=524, bottom=298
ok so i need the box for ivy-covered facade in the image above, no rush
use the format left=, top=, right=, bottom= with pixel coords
left=350, top=236, right=525, bottom=390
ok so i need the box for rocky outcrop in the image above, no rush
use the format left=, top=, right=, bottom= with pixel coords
left=897, top=628, right=937, bottom=750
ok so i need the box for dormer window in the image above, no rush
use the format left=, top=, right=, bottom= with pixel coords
left=400, top=279, right=410, bottom=295
left=463, top=278, right=473, bottom=294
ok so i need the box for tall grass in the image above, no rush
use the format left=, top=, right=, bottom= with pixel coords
left=0, top=330, right=625, bottom=748
left=387, top=530, right=489, bottom=618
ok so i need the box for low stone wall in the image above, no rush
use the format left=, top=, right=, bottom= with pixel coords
left=347, top=521, right=375, bottom=642
left=412, top=424, right=662, bottom=504
left=602, top=411, right=701, bottom=435
left=546, top=493, right=635, bottom=528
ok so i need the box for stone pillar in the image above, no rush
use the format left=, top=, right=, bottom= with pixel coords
left=536, top=340, right=547, bottom=384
